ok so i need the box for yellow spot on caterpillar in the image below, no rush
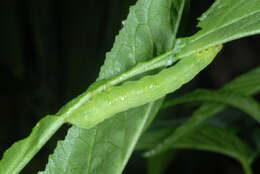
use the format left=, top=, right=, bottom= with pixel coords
left=196, top=44, right=223, bottom=58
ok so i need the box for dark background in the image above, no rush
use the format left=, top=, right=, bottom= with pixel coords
left=0, top=0, right=260, bottom=173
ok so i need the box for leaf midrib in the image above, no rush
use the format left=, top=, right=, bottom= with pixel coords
left=118, top=102, right=155, bottom=173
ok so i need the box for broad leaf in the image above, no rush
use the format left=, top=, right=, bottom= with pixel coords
left=177, top=0, right=260, bottom=58
left=145, top=66, right=260, bottom=156
left=40, top=0, right=186, bottom=173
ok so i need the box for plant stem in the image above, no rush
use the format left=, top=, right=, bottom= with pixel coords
left=242, top=162, right=253, bottom=174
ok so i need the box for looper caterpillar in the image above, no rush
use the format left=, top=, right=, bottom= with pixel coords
left=66, top=45, right=223, bottom=129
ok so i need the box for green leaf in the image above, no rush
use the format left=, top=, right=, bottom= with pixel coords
left=40, top=0, right=187, bottom=173
left=140, top=124, right=254, bottom=173
left=177, top=0, right=260, bottom=58
left=147, top=151, right=176, bottom=174
left=145, top=66, right=260, bottom=157
left=248, top=129, right=260, bottom=159
left=172, top=125, right=254, bottom=164
left=136, top=126, right=175, bottom=150
left=163, top=89, right=260, bottom=122
left=139, top=121, right=180, bottom=174
left=0, top=115, right=64, bottom=174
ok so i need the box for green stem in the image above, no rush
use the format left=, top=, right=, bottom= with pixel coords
left=242, top=162, right=253, bottom=174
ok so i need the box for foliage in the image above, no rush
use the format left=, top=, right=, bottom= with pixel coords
left=0, top=0, right=260, bottom=174
left=140, top=66, right=260, bottom=174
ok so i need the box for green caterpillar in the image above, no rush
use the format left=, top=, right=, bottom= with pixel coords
left=66, top=45, right=223, bottom=129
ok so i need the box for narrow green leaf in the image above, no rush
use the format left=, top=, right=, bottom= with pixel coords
left=221, top=67, right=260, bottom=95
left=247, top=129, right=260, bottom=159
left=140, top=124, right=254, bottom=172
left=142, top=121, right=181, bottom=174
left=145, top=66, right=260, bottom=157
left=163, top=89, right=260, bottom=122
left=147, top=151, right=176, bottom=174
left=136, top=127, right=175, bottom=150
left=40, top=0, right=187, bottom=173
left=172, top=125, right=254, bottom=164
left=177, top=0, right=260, bottom=58
left=0, top=116, right=64, bottom=174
